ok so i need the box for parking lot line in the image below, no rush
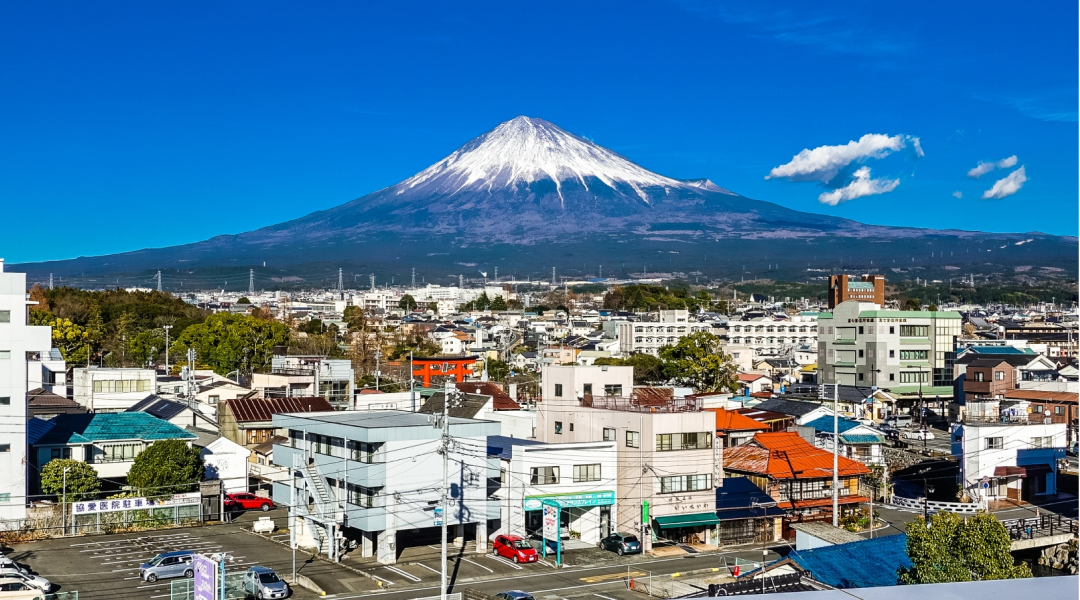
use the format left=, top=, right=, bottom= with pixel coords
left=415, top=562, right=440, bottom=574
left=384, top=565, right=421, bottom=582
left=485, top=554, right=523, bottom=570
left=462, top=557, right=493, bottom=573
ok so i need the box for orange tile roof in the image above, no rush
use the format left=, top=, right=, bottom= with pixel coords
left=724, top=432, right=870, bottom=479
left=739, top=373, right=768, bottom=382
left=1003, top=389, right=1077, bottom=403
left=706, top=408, right=770, bottom=432
left=778, top=496, right=869, bottom=510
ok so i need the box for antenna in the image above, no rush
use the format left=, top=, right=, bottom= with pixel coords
left=249, top=269, right=255, bottom=296
left=156, top=270, right=162, bottom=292
left=412, top=267, right=416, bottom=288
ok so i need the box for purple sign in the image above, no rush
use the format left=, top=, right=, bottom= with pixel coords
left=193, top=554, right=216, bottom=600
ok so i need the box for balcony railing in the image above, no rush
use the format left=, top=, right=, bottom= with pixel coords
left=271, top=366, right=316, bottom=376
left=580, top=395, right=703, bottom=413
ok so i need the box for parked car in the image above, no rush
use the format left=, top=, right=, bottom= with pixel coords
left=242, top=566, right=290, bottom=599
left=903, top=429, right=935, bottom=441
left=0, top=577, right=44, bottom=600
left=494, top=592, right=535, bottom=600
left=491, top=535, right=538, bottom=563
left=226, top=493, right=274, bottom=512
left=139, top=551, right=194, bottom=582
left=884, top=415, right=913, bottom=428
left=0, top=570, right=50, bottom=593
left=599, top=532, right=641, bottom=555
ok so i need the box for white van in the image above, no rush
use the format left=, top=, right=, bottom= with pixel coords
left=885, top=415, right=913, bottom=428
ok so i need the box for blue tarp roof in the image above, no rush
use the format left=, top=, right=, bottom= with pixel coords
left=487, top=435, right=545, bottom=460
left=788, top=534, right=911, bottom=588
left=803, top=416, right=861, bottom=435
left=33, top=413, right=197, bottom=446
left=715, top=477, right=787, bottom=519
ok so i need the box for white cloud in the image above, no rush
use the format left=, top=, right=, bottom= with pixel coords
left=952, top=191, right=963, bottom=199
left=982, top=166, right=1027, bottom=199
left=767, top=133, right=912, bottom=183
left=818, top=167, right=900, bottom=206
left=967, top=155, right=1018, bottom=179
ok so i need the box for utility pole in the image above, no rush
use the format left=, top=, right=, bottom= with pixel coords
left=156, top=270, right=162, bottom=292
left=437, top=380, right=463, bottom=600
left=412, top=267, right=416, bottom=288
left=832, top=382, right=839, bottom=527
left=249, top=269, right=255, bottom=296
left=163, top=325, right=173, bottom=374
left=49, top=273, right=53, bottom=290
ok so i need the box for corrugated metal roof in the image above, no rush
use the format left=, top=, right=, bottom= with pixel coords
left=706, top=408, right=770, bottom=432
left=226, top=397, right=335, bottom=423
left=787, top=534, right=911, bottom=588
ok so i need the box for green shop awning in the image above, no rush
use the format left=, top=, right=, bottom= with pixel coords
left=654, top=512, right=721, bottom=529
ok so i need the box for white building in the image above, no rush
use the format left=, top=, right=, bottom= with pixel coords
left=953, top=409, right=1066, bottom=503
left=201, top=436, right=251, bottom=493
left=617, top=310, right=714, bottom=356
left=0, top=260, right=54, bottom=521
left=489, top=437, right=618, bottom=545
left=721, top=314, right=818, bottom=356
left=72, top=367, right=156, bottom=412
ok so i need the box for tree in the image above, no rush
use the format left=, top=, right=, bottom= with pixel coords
left=475, top=292, right=492, bottom=311
left=904, top=298, right=922, bottom=311
left=237, top=297, right=251, bottom=304
left=486, top=359, right=510, bottom=381
left=171, top=313, right=290, bottom=375
left=490, top=296, right=508, bottom=311
left=928, top=304, right=939, bottom=312
left=658, top=331, right=738, bottom=392
left=127, top=440, right=205, bottom=498
left=398, top=294, right=417, bottom=311
left=595, top=354, right=665, bottom=385
left=898, top=512, right=1030, bottom=584
left=40, top=459, right=100, bottom=502
left=128, top=330, right=164, bottom=367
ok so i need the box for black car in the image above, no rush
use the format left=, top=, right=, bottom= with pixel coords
left=599, top=532, right=642, bottom=555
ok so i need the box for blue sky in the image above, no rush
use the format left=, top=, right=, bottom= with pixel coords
left=2, top=1, right=1076, bottom=263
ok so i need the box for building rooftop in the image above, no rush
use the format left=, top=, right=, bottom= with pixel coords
left=724, top=432, right=870, bottom=479
left=277, top=409, right=479, bottom=429
left=706, top=408, right=771, bottom=433
left=225, top=397, right=335, bottom=423
left=785, top=534, right=911, bottom=589
left=486, top=435, right=546, bottom=460
left=35, top=413, right=198, bottom=446
left=790, top=522, right=864, bottom=546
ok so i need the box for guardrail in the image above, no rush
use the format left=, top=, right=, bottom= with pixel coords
left=889, top=495, right=982, bottom=514
left=1000, top=515, right=1078, bottom=541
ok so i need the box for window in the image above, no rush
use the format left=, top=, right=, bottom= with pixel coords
left=1055, top=406, right=1065, bottom=415
left=554, top=384, right=563, bottom=398
left=1030, top=437, right=1053, bottom=448
left=0, top=351, right=9, bottom=360
left=889, top=373, right=895, bottom=381
left=0, top=494, right=9, bottom=503
left=352, top=441, right=380, bottom=463
left=973, top=372, right=984, bottom=382
left=1030, top=405, right=1043, bottom=413
left=554, top=421, right=563, bottom=435
left=289, top=429, right=302, bottom=448
left=100, top=443, right=139, bottom=462
left=603, top=428, right=616, bottom=441
left=900, top=371, right=928, bottom=383
left=573, top=464, right=601, bottom=482
left=858, top=326, right=864, bottom=335
left=604, top=384, right=623, bottom=396
left=858, top=373, right=864, bottom=381
left=985, top=437, right=1003, bottom=450
left=626, top=431, right=640, bottom=448
left=0, top=445, right=9, bottom=453
left=582, top=384, right=592, bottom=396
left=0, top=311, right=9, bottom=323
left=207, top=395, right=220, bottom=405
left=995, top=371, right=1004, bottom=381
left=50, top=448, right=71, bottom=460
left=569, top=423, right=574, bottom=432
left=0, top=397, right=8, bottom=406
left=858, top=349, right=864, bottom=358
left=93, top=379, right=151, bottom=393
left=889, top=326, right=895, bottom=334
left=660, top=474, right=711, bottom=493
left=889, top=350, right=895, bottom=358
left=899, top=325, right=929, bottom=337
left=900, top=350, right=928, bottom=361
left=656, top=432, right=713, bottom=451
left=530, top=466, right=559, bottom=485
left=348, top=484, right=379, bottom=508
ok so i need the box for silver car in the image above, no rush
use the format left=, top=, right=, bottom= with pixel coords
left=0, top=569, right=51, bottom=593
left=243, top=566, right=289, bottom=599
left=139, top=551, right=194, bottom=582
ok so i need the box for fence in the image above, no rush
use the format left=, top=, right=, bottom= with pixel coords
left=46, top=593, right=79, bottom=600
left=72, top=504, right=202, bottom=535
left=889, top=495, right=982, bottom=515
left=170, top=573, right=246, bottom=600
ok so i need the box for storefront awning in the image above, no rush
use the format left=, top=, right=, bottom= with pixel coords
left=993, top=464, right=1052, bottom=478
left=654, top=512, right=721, bottom=529
left=524, top=491, right=615, bottom=510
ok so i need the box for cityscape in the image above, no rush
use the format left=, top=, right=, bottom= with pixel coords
left=0, top=3, right=1077, bottom=600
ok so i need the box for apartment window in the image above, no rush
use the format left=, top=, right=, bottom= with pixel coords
left=985, top=437, right=1003, bottom=450
left=554, top=421, right=563, bottom=435
left=889, top=326, right=895, bottom=334
left=289, top=429, right=302, bottom=448
left=0, top=397, right=8, bottom=406
left=899, top=325, right=929, bottom=337
left=604, top=384, right=623, bottom=396
left=1030, top=437, right=1053, bottom=448
left=50, top=448, right=71, bottom=460
left=858, top=349, right=864, bottom=358
left=0, top=445, right=9, bottom=453
left=100, top=443, right=139, bottom=462
left=900, top=371, right=928, bottom=383
left=973, top=372, right=984, bottom=382
left=626, top=431, right=640, bottom=448
left=207, top=395, right=220, bottom=405
left=1055, top=406, right=1065, bottom=415
left=889, top=373, right=895, bottom=381
left=530, top=466, right=559, bottom=485
left=995, top=371, right=1005, bottom=381
left=352, top=441, right=379, bottom=463
left=660, top=474, right=711, bottom=493
left=0, top=351, right=9, bottom=360
left=858, top=373, right=864, bottom=382
left=889, top=350, right=895, bottom=358
left=582, top=384, right=593, bottom=396
left=1031, top=405, right=1043, bottom=413
left=0, top=494, right=9, bottom=503
left=900, top=350, right=928, bottom=361
left=93, top=379, right=151, bottom=393
left=603, top=428, right=616, bottom=441
left=569, top=423, right=574, bottom=432
left=573, top=464, right=601, bottom=482
left=0, top=311, right=9, bottom=323
left=858, top=326, right=864, bottom=335
left=554, top=384, right=563, bottom=398
left=656, top=432, right=713, bottom=451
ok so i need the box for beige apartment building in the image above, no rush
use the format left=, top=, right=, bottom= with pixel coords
left=538, top=365, right=720, bottom=546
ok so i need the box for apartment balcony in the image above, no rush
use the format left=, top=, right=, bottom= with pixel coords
left=580, top=394, right=704, bottom=413
left=273, top=444, right=387, bottom=488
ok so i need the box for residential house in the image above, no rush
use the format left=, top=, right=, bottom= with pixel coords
left=800, top=416, right=885, bottom=465
left=219, top=396, right=335, bottom=448
left=752, top=534, right=911, bottom=590
left=706, top=408, right=769, bottom=448
left=72, top=367, right=156, bottom=413
left=963, top=359, right=1017, bottom=401
left=251, top=354, right=354, bottom=408
left=734, top=408, right=796, bottom=432
left=30, top=413, right=197, bottom=482
left=713, top=477, right=786, bottom=545
left=126, top=396, right=216, bottom=430
left=27, top=388, right=87, bottom=421
left=752, top=398, right=834, bottom=425
left=724, top=431, right=870, bottom=525
left=201, top=436, right=251, bottom=493
left=1006, top=389, right=1078, bottom=445
left=738, top=373, right=773, bottom=396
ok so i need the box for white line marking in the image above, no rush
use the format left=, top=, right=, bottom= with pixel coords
left=383, top=565, right=420, bottom=582
left=485, top=554, right=522, bottom=570
left=594, top=595, right=618, bottom=600
left=415, top=562, right=440, bottom=574
left=368, top=574, right=394, bottom=586
left=462, top=557, right=493, bottom=573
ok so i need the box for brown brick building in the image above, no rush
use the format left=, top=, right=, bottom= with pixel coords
left=827, top=274, right=885, bottom=308
left=964, top=359, right=1018, bottom=401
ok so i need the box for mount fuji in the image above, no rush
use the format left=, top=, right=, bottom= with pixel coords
left=15, top=116, right=1075, bottom=283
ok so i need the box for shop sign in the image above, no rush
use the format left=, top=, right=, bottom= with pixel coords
left=542, top=505, right=558, bottom=540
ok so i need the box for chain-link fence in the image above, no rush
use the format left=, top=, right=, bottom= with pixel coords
left=169, top=573, right=246, bottom=600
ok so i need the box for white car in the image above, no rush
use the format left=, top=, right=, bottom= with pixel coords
left=0, top=570, right=50, bottom=594
left=903, top=429, right=935, bottom=441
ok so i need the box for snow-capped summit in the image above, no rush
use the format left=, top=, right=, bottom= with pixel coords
left=399, top=116, right=684, bottom=204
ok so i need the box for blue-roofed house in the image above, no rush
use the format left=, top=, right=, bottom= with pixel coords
left=802, top=415, right=885, bottom=465
left=745, top=534, right=911, bottom=589
left=31, top=413, right=198, bottom=480
left=714, top=476, right=787, bottom=545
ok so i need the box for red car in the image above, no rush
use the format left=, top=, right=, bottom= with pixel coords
left=225, top=493, right=274, bottom=511
left=491, top=535, right=538, bottom=563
